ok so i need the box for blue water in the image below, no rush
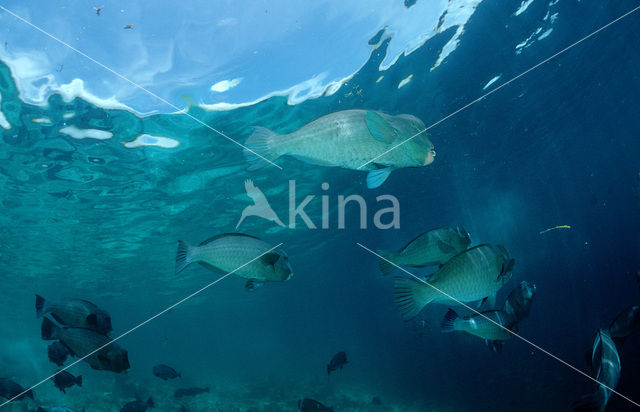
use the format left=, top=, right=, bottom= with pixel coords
left=1, top=1, right=640, bottom=411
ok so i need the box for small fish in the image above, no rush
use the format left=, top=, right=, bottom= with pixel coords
left=571, top=329, right=620, bottom=412
left=440, top=308, right=514, bottom=344
left=37, top=408, right=84, bottom=412
left=123, top=24, right=134, bottom=29
left=120, top=397, right=154, bottom=412
left=0, top=378, right=33, bottom=401
left=36, top=294, right=112, bottom=334
left=93, top=6, right=102, bottom=15
left=327, top=351, right=348, bottom=375
left=539, top=225, right=571, bottom=235
left=41, top=317, right=130, bottom=373
left=377, top=226, right=471, bottom=275
left=243, top=110, right=436, bottom=189
left=502, top=281, right=536, bottom=326
left=298, top=398, right=334, bottom=411
left=394, top=244, right=514, bottom=320
left=174, top=387, right=209, bottom=398
left=176, top=233, right=292, bottom=290
left=52, top=370, right=82, bottom=393
left=48, top=341, right=71, bottom=366
left=608, top=305, right=640, bottom=343
left=153, top=364, right=180, bottom=380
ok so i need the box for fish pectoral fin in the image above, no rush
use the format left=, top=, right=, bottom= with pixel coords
left=261, top=252, right=280, bottom=266
left=366, top=168, right=392, bottom=189
left=366, top=111, right=397, bottom=143
left=245, top=279, right=264, bottom=291
left=477, top=297, right=488, bottom=308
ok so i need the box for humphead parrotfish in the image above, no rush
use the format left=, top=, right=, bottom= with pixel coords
left=243, top=110, right=435, bottom=188
left=394, top=244, right=514, bottom=320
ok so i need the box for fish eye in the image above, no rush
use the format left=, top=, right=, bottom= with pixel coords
left=430, top=149, right=436, bottom=157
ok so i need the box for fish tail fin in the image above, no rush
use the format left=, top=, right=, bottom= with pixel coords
left=147, top=397, right=155, bottom=408
left=35, top=294, right=47, bottom=317
left=440, top=308, right=460, bottom=333
left=41, top=317, right=59, bottom=340
left=571, top=391, right=604, bottom=412
left=77, top=375, right=83, bottom=387
left=175, top=240, right=194, bottom=274
left=393, top=276, right=433, bottom=320
left=243, top=126, right=281, bottom=170
left=377, top=251, right=396, bottom=275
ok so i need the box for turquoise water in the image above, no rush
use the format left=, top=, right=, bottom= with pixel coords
left=1, top=1, right=640, bottom=411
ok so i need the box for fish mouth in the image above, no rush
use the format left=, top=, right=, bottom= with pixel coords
left=423, top=149, right=436, bottom=165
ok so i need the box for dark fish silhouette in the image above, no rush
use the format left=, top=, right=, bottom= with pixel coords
left=502, top=281, right=536, bottom=326
left=36, top=294, right=112, bottom=334
left=52, top=370, right=82, bottom=393
left=42, top=317, right=129, bottom=373
left=327, top=351, right=348, bottom=375
left=37, top=407, right=84, bottom=412
left=608, top=305, right=640, bottom=343
left=572, top=329, right=620, bottom=412
left=174, top=387, right=209, bottom=398
left=120, top=397, right=154, bottom=412
left=153, top=364, right=180, bottom=380
left=298, top=398, right=334, bottom=411
left=48, top=341, right=71, bottom=366
left=0, top=378, right=33, bottom=401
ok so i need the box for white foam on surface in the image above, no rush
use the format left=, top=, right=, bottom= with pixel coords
left=31, top=117, right=52, bottom=124
left=538, top=28, right=553, bottom=40
left=1, top=1, right=485, bottom=112
left=515, top=0, right=536, bottom=16
left=398, top=74, right=413, bottom=89
left=124, top=134, right=179, bottom=149
left=515, top=0, right=560, bottom=54
left=59, top=126, right=113, bottom=140
left=482, top=75, right=502, bottom=90
left=0, top=93, right=10, bottom=130
left=200, top=72, right=355, bottom=111
left=210, top=78, right=242, bottom=93
left=430, top=0, right=483, bottom=71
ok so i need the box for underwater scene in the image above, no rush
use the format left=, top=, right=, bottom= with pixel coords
left=1, top=0, right=640, bottom=411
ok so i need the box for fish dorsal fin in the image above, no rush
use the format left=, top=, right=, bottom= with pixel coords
left=261, top=252, right=280, bottom=266
left=398, top=229, right=443, bottom=253
left=366, top=111, right=397, bottom=143
left=199, top=233, right=261, bottom=246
